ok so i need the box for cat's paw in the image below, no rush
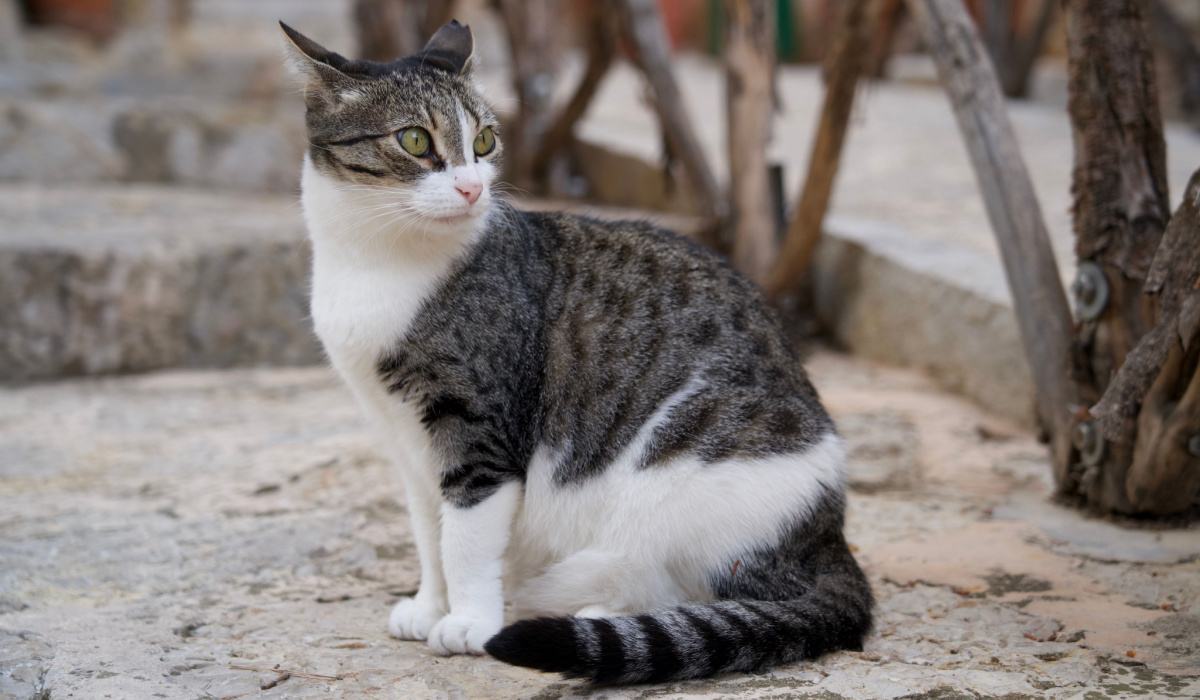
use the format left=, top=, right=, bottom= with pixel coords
left=388, top=597, right=446, bottom=641
left=426, top=612, right=501, bottom=656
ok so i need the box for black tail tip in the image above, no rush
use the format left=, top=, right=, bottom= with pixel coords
left=485, top=617, right=580, bottom=674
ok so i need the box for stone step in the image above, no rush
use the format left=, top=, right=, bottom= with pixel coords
left=0, top=186, right=709, bottom=383
left=0, top=96, right=307, bottom=194
left=0, top=185, right=317, bottom=381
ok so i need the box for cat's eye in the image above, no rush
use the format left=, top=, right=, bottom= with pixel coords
left=473, top=127, right=496, bottom=157
left=398, top=127, right=432, bottom=157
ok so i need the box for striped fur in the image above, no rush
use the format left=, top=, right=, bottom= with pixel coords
left=487, top=491, right=872, bottom=683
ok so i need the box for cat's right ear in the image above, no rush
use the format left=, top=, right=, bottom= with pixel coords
left=279, top=21, right=357, bottom=104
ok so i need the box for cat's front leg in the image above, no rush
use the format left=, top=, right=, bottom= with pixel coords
left=388, top=468, right=447, bottom=640
left=427, top=479, right=521, bottom=655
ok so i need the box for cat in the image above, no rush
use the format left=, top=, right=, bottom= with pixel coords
left=281, top=19, right=872, bottom=684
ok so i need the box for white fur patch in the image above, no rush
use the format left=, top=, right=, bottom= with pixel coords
left=301, top=156, right=485, bottom=626
left=430, top=481, right=521, bottom=655
left=509, top=376, right=845, bottom=615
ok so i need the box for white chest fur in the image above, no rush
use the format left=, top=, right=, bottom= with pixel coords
left=300, top=158, right=477, bottom=458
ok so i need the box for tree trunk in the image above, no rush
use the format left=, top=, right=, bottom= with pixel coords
left=765, top=0, right=872, bottom=299
left=1090, top=170, right=1200, bottom=514
left=910, top=0, right=1078, bottom=475
left=1062, top=0, right=1186, bottom=514
left=724, top=0, right=777, bottom=283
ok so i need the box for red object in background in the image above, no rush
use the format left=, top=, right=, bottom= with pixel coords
left=658, top=0, right=696, bottom=50
left=24, top=0, right=117, bottom=42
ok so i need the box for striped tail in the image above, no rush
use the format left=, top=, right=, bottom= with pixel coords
left=484, top=584, right=872, bottom=684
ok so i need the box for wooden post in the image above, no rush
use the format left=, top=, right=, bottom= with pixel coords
left=764, top=0, right=872, bottom=299
left=1062, top=0, right=1193, bottom=514
left=618, top=0, right=727, bottom=242
left=909, top=0, right=1077, bottom=477
left=1106, top=170, right=1200, bottom=513
left=499, top=0, right=560, bottom=188
left=724, top=0, right=777, bottom=283
left=529, top=5, right=617, bottom=185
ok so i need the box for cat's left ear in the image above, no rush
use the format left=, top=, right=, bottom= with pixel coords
left=421, top=20, right=475, bottom=76
left=279, top=21, right=359, bottom=102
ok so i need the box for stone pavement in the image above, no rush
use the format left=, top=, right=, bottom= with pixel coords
left=2, top=351, right=1197, bottom=699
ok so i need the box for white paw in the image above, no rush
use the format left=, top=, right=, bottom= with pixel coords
left=388, top=597, right=446, bottom=641
left=426, top=612, right=502, bottom=656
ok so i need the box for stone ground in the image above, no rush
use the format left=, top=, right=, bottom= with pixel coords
left=2, top=351, right=1197, bottom=700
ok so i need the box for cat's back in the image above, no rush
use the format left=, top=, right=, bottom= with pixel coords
left=518, top=209, right=835, bottom=482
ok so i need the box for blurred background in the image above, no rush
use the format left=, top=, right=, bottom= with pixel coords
left=2, top=0, right=1199, bottom=378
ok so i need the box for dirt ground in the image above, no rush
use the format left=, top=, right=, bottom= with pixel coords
left=1, top=350, right=1197, bottom=699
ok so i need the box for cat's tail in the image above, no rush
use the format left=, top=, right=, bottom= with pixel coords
left=483, top=569, right=872, bottom=684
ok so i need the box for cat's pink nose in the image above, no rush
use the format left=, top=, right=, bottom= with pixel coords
left=454, top=178, right=482, bottom=205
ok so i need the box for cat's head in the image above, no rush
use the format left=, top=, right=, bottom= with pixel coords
left=282, top=20, right=500, bottom=238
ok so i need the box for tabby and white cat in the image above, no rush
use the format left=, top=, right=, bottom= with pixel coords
left=282, top=20, right=872, bottom=684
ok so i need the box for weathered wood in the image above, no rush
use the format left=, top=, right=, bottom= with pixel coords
left=909, top=0, right=1077, bottom=475
left=499, top=0, right=560, bottom=187
left=764, top=0, right=872, bottom=298
left=529, top=4, right=617, bottom=185
left=982, top=0, right=1015, bottom=93
left=1064, top=0, right=1174, bottom=514
left=1091, top=173, right=1199, bottom=437
left=1091, top=170, right=1200, bottom=514
left=618, top=0, right=727, bottom=240
left=725, top=0, right=777, bottom=283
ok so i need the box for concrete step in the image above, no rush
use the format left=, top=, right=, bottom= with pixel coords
left=0, top=96, right=307, bottom=194
left=0, top=186, right=712, bottom=383
left=0, top=185, right=317, bottom=381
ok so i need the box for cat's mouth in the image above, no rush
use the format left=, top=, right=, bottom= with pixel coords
left=427, top=208, right=482, bottom=225
left=431, top=212, right=470, bottom=222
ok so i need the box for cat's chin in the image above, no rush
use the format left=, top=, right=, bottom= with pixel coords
left=417, top=207, right=489, bottom=236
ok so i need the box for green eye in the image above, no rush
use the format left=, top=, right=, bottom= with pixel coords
left=473, top=127, right=496, bottom=157
left=398, top=127, right=431, bottom=157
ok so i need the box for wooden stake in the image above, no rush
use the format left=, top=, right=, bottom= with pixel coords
left=499, top=0, right=560, bottom=188
left=764, top=0, right=872, bottom=299
left=618, top=0, right=727, bottom=242
left=909, top=0, right=1077, bottom=476
left=724, top=0, right=777, bottom=283
left=530, top=5, right=617, bottom=184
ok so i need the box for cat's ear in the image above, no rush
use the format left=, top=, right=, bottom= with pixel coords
left=421, top=20, right=474, bottom=76
left=279, top=21, right=358, bottom=102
